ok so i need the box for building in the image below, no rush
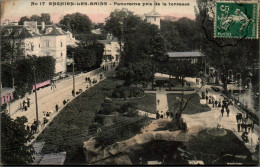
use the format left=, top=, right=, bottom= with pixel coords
left=144, top=7, right=161, bottom=29
left=99, top=34, right=120, bottom=62
left=1, top=21, right=68, bottom=74
left=167, top=51, right=205, bottom=64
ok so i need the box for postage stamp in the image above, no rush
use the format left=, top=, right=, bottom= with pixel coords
left=215, top=1, right=259, bottom=39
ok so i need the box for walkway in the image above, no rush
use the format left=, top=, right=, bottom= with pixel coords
left=183, top=77, right=259, bottom=153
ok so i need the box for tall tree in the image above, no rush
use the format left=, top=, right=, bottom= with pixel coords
left=59, top=12, right=92, bottom=34
left=1, top=111, right=34, bottom=165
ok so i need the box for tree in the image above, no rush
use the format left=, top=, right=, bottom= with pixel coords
left=18, top=16, right=30, bottom=25
left=1, top=111, right=34, bottom=165
left=59, top=13, right=92, bottom=34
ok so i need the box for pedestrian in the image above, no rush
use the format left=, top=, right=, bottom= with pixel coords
left=209, top=98, right=212, bottom=104
left=251, top=122, right=254, bottom=132
left=63, top=99, right=67, bottom=105
left=206, top=88, right=208, bottom=94
left=20, top=103, right=23, bottom=111
left=212, top=99, right=215, bottom=108
left=23, top=100, right=26, bottom=109
left=55, top=104, right=59, bottom=112
left=156, top=111, right=160, bottom=119
left=215, top=100, right=218, bottom=107
left=157, top=99, right=160, bottom=105
left=24, top=105, right=27, bottom=111
left=26, top=125, right=30, bottom=132
left=236, top=113, right=239, bottom=123
left=72, top=90, right=74, bottom=96
left=27, top=99, right=30, bottom=107
left=237, top=123, right=241, bottom=132
left=166, top=111, right=170, bottom=118
left=206, top=95, right=208, bottom=104
left=226, top=108, right=230, bottom=117
left=221, top=108, right=224, bottom=117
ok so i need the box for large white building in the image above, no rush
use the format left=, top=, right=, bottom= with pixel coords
left=2, top=21, right=70, bottom=74
left=144, top=7, right=161, bottom=29
left=98, top=34, right=120, bottom=62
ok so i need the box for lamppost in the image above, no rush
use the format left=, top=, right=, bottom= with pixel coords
left=228, top=69, right=234, bottom=100
left=236, top=73, right=242, bottom=97
left=246, top=78, right=251, bottom=89
left=32, top=66, right=39, bottom=125
left=72, top=52, right=75, bottom=97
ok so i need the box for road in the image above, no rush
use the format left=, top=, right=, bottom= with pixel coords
left=10, top=62, right=116, bottom=128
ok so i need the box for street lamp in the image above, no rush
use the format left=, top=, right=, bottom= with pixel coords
left=72, top=52, right=75, bottom=97
left=246, top=78, right=251, bottom=89
left=228, top=69, right=234, bottom=100
left=236, top=73, right=242, bottom=97
left=32, top=66, right=39, bottom=126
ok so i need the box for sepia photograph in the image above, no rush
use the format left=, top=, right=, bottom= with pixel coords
left=0, top=0, right=259, bottom=165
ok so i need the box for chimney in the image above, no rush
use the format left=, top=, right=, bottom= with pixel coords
left=41, top=21, right=45, bottom=31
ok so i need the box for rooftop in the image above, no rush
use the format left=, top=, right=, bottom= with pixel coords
left=167, top=51, right=205, bottom=58
left=144, top=8, right=160, bottom=17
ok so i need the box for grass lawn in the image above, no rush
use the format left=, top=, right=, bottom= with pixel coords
left=128, top=93, right=156, bottom=113
left=167, top=93, right=211, bottom=115
left=36, top=78, right=124, bottom=165
left=186, top=128, right=251, bottom=164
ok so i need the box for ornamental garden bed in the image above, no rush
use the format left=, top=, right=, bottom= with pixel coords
left=167, top=93, right=211, bottom=115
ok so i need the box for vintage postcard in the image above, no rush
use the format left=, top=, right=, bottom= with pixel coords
left=1, top=0, right=259, bottom=165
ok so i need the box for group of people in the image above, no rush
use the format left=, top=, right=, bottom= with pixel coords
left=156, top=110, right=172, bottom=119
left=236, top=113, right=254, bottom=133
left=20, top=98, right=30, bottom=111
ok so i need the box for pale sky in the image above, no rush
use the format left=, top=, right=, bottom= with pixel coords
left=1, top=0, right=197, bottom=23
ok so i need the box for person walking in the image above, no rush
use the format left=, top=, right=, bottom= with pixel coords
left=221, top=108, right=224, bottom=117
left=206, top=95, right=208, bottom=104
left=157, top=99, right=160, bottom=105
left=206, top=88, right=208, bottom=94
left=27, top=99, right=30, bottom=108
left=24, top=105, right=27, bottom=111
left=212, top=99, right=215, bottom=108
left=215, top=100, right=218, bottom=108
left=226, top=108, right=230, bottom=117
left=166, top=111, right=170, bottom=118
left=23, top=100, right=26, bottom=109
left=55, top=104, right=59, bottom=112
left=63, top=99, right=67, bottom=105
left=237, top=123, right=241, bottom=132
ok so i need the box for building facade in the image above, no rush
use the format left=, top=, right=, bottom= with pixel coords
left=2, top=21, right=68, bottom=74
left=98, top=34, right=120, bottom=62
left=167, top=51, right=205, bottom=64
left=144, top=8, right=161, bottom=29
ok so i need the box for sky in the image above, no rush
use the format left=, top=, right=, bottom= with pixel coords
left=1, top=0, right=197, bottom=23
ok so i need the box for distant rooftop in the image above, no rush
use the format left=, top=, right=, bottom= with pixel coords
left=167, top=51, right=204, bottom=58
left=144, top=8, right=160, bottom=17
left=99, top=38, right=119, bottom=44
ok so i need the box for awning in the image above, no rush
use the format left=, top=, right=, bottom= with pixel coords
left=32, top=80, right=51, bottom=90
left=1, top=87, right=15, bottom=104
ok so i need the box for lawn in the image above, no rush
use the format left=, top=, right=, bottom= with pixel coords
left=128, top=93, right=156, bottom=113
left=186, top=128, right=251, bottom=165
left=36, top=78, right=124, bottom=164
left=167, top=93, right=211, bottom=115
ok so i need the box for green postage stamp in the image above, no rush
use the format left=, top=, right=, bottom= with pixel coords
left=215, top=1, right=259, bottom=39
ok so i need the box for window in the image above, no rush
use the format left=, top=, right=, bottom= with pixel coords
left=154, top=18, right=156, bottom=21
left=61, top=53, right=63, bottom=57
left=60, top=41, right=63, bottom=47
left=45, top=40, right=50, bottom=47
left=46, top=52, right=50, bottom=56
left=31, top=44, right=34, bottom=51
left=39, top=44, right=40, bottom=48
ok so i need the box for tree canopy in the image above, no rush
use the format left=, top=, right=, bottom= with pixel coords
left=59, top=12, right=93, bottom=34
left=1, top=111, right=34, bottom=165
